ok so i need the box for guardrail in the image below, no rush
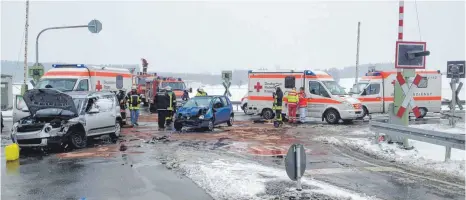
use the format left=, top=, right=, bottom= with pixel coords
left=231, top=101, right=242, bottom=111
left=370, top=120, right=465, bottom=161
left=442, top=100, right=465, bottom=106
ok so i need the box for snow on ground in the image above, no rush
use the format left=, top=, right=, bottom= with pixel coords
left=193, top=84, right=248, bottom=102
left=315, top=126, right=465, bottom=179
left=179, top=156, right=379, bottom=200
left=410, top=120, right=465, bottom=134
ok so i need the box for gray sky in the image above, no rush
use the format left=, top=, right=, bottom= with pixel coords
left=1, top=0, right=464, bottom=73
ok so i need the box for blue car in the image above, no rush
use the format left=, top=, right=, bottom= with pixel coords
left=174, top=95, right=234, bottom=131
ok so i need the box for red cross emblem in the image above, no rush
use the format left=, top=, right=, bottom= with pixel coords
left=254, top=82, right=263, bottom=92
left=96, top=80, right=103, bottom=91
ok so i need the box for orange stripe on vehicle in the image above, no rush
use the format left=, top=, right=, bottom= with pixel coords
left=358, top=97, right=382, bottom=102
left=44, top=71, right=132, bottom=78
left=414, top=96, right=442, bottom=101
left=359, top=96, right=441, bottom=102
left=249, top=96, right=341, bottom=104
left=248, top=74, right=332, bottom=79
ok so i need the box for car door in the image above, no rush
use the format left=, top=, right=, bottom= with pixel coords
left=13, top=95, right=29, bottom=123
left=212, top=98, right=226, bottom=124
left=307, top=81, right=331, bottom=118
left=361, top=83, right=383, bottom=113
left=220, top=96, right=232, bottom=122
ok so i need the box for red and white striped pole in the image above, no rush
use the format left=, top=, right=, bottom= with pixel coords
left=398, top=0, right=404, bottom=41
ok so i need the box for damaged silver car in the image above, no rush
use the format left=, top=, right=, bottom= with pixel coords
left=11, top=89, right=122, bottom=149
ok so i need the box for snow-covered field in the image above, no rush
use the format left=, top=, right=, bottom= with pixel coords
left=315, top=123, right=466, bottom=179
left=410, top=120, right=465, bottom=134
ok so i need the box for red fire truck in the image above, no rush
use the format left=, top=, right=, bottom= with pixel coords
left=145, top=76, right=192, bottom=113
left=133, top=72, right=158, bottom=106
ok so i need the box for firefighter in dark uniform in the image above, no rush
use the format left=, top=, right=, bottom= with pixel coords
left=128, top=86, right=141, bottom=126
left=272, top=84, right=284, bottom=127
left=117, top=89, right=127, bottom=124
left=154, top=86, right=177, bottom=130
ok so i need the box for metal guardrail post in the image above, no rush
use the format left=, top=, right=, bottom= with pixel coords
left=445, top=147, right=452, bottom=161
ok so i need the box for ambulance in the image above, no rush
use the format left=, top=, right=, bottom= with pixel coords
left=35, top=64, right=133, bottom=92
left=247, top=70, right=364, bottom=124
left=350, top=70, right=442, bottom=118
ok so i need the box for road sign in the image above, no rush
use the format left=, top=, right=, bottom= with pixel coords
left=223, top=81, right=232, bottom=97
left=88, top=19, right=102, bottom=33
left=396, top=72, right=423, bottom=118
left=222, top=71, right=233, bottom=97
left=395, top=41, right=428, bottom=69
left=28, top=64, right=44, bottom=83
left=285, top=144, right=306, bottom=182
left=447, top=61, right=465, bottom=79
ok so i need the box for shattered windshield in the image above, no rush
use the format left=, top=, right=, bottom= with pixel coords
left=161, top=82, right=186, bottom=90
left=35, top=78, right=77, bottom=92
left=322, top=81, right=347, bottom=95
left=183, top=97, right=212, bottom=107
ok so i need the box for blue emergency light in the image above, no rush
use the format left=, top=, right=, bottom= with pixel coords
left=163, top=78, right=167, bottom=81
left=366, top=72, right=381, bottom=76
left=52, top=64, right=87, bottom=68
left=304, top=70, right=316, bottom=76
left=248, top=70, right=253, bottom=73
left=178, top=78, right=182, bottom=81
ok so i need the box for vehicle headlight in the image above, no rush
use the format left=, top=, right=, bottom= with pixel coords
left=44, top=126, right=52, bottom=133
left=199, top=115, right=205, bottom=119
left=344, top=101, right=353, bottom=108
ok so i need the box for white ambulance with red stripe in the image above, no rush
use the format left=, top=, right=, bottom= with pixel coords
left=247, top=70, right=364, bottom=124
left=35, top=64, right=133, bottom=92
left=350, top=70, right=441, bottom=118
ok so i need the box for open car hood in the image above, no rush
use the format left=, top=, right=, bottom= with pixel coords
left=23, top=89, right=78, bottom=117
left=177, top=106, right=208, bottom=117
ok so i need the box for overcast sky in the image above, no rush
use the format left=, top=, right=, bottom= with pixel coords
left=1, top=0, right=464, bottom=73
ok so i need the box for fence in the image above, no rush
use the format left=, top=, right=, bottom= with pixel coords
left=370, top=120, right=465, bottom=161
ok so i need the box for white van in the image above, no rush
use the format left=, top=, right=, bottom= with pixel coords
left=247, top=70, right=364, bottom=124
left=350, top=70, right=442, bottom=118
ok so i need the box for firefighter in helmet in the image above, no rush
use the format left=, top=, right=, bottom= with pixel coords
left=128, top=86, right=141, bottom=126
left=272, top=84, right=284, bottom=127
left=195, top=87, right=208, bottom=96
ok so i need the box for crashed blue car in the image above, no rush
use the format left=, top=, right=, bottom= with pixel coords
left=174, top=95, right=234, bottom=131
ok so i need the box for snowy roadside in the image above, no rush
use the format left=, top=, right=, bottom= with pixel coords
left=409, top=120, right=465, bottom=134
left=315, top=127, right=465, bottom=180
left=157, top=148, right=379, bottom=200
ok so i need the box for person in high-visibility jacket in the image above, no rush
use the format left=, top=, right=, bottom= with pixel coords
left=195, top=88, right=208, bottom=96
left=128, top=86, right=141, bottom=126
left=286, top=87, right=299, bottom=123
left=272, top=84, right=284, bottom=124
left=298, top=87, right=307, bottom=123
left=165, top=86, right=177, bottom=126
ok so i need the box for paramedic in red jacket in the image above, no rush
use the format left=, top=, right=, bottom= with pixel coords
left=286, top=88, right=299, bottom=123
left=298, top=87, right=307, bottom=123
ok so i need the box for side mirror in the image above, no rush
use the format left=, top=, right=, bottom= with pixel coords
left=189, top=88, right=193, bottom=93
left=88, top=107, right=99, bottom=114
left=21, top=107, right=29, bottom=112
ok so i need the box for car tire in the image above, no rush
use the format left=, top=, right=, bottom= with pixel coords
left=418, top=107, right=428, bottom=118
left=206, top=119, right=214, bottom=132
left=174, top=122, right=183, bottom=132
left=69, top=131, right=87, bottom=149
left=262, top=108, right=274, bottom=120
left=357, top=106, right=368, bottom=120
left=227, top=115, right=234, bottom=126
left=325, top=109, right=340, bottom=124
left=242, top=103, right=247, bottom=114
left=110, top=120, right=121, bottom=141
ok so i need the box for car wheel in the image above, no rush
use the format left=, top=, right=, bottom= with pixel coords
left=206, top=119, right=214, bottom=132
left=418, top=107, right=428, bottom=118
left=262, top=108, right=274, bottom=120
left=242, top=103, right=247, bottom=114
left=110, top=120, right=121, bottom=140
left=70, top=132, right=87, bottom=149
left=227, top=115, right=234, bottom=126
left=174, top=122, right=183, bottom=132
left=356, top=106, right=368, bottom=120
left=325, top=109, right=340, bottom=124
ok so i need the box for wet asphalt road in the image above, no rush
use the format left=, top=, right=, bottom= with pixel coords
left=1, top=110, right=464, bottom=200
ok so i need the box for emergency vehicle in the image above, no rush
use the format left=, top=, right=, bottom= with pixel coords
left=247, top=70, right=364, bottom=124
left=133, top=72, right=158, bottom=106
left=146, top=77, right=192, bottom=113
left=350, top=70, right=442, bottom=118
left=35, top=64, right=133, bottom=92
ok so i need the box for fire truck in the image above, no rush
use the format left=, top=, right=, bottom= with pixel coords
left=133, top=72, right=158, bottom=106
left=141, top=76, right=192, bottom=113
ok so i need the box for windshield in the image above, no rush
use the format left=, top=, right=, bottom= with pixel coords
left=183, top=97, right=212, bottom=107
left=35, top=78, right=77, bottom=92
left=73, top=98, right=85, bottom=112
left=161, top=82, right=186, bottom=90
left=322, top=81, right=347, bottom=95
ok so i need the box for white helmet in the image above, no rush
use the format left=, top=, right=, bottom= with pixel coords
left=131, top=86, right=137, bottom=90
left=165, top=86, right=172, bottom=91
left=198, top=87, right=205, bottom=92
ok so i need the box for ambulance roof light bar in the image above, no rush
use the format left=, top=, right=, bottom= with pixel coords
left=304, top=70, right=316, bottom=76
left=52, top=64, right=87, bottom=68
